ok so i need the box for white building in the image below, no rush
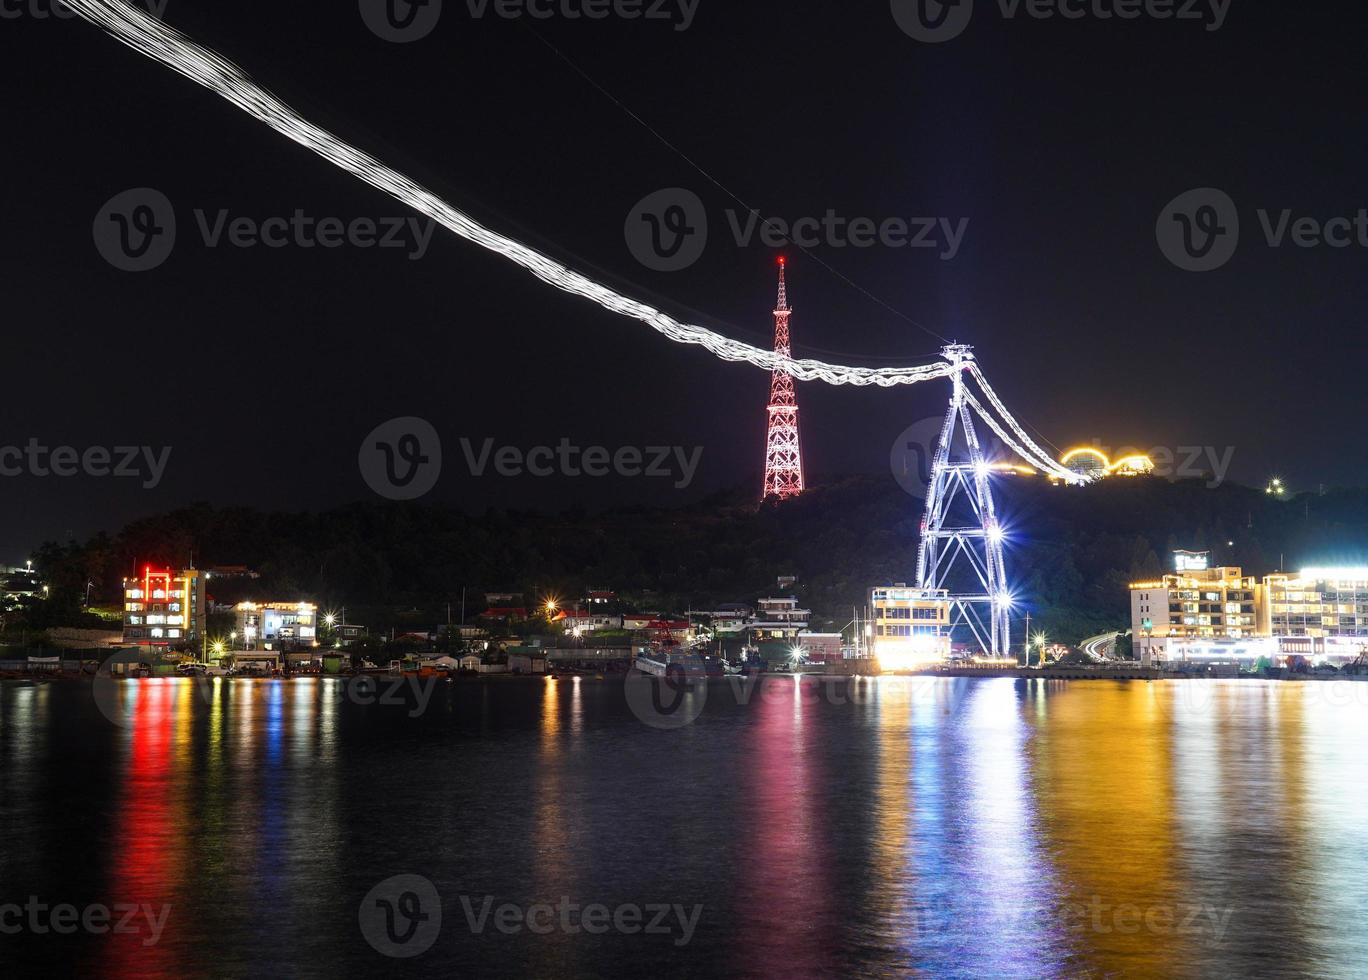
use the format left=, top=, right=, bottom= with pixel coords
left=1131, top=562, right=1368, bottom=665
left=234, top=601, right=318, bottom=650
left=751, top=597, right=811, bottom=641
left=868, top=586, right=952, bottom=669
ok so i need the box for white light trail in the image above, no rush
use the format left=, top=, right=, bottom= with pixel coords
left=61, top=0, right=955, bottom=388
left=64, top=0, right=1078, bottom=477
left=965, top=364, right=1082, bottom=482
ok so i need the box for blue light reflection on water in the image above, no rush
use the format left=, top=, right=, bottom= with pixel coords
left=2, top=675, right=1366, bottom=978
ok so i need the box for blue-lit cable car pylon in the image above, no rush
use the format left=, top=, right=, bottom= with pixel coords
left=915, top=345, right=1012, bottom=657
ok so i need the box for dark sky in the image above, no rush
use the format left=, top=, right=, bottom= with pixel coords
left=3, top=0, right=1366, bottom=561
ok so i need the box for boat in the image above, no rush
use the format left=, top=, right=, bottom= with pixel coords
left=633, top=624, right=724, bottom=680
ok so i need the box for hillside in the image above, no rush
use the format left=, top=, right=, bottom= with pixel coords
left=21, top=476, right=1368, bottom=645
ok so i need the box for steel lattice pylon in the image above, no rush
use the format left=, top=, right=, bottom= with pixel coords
left=915, top=345, right=1012, bottom=656
left=762, top=259, right=804, bottom=500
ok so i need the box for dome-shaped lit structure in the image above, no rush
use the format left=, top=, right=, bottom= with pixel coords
left=1061, top=448, right=1110, bottom=481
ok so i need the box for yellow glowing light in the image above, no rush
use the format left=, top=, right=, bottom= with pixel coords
left=1061, top=447, right=1111, bottom=467
left=1109, top=455, right=1155, bottom=475
left=874, top=635, right=947, bottom=671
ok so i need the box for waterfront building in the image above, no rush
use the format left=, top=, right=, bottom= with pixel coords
left=797, top=632, right=843, bottom=663
left=751, top=596, right=811, bottom=642
left=1130, top=562, right=1368, bottom=664
left=233, top=600, right=317, bottom=650
left=868, top=585, right=952, bottom=669
left=122, top=567, right=206, bottom=650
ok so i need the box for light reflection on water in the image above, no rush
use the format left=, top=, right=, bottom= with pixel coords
left=2, top=676, right=1367, bottom=978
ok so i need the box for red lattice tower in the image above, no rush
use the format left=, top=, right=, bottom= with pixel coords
left=762, top=258, right=805, bottom=500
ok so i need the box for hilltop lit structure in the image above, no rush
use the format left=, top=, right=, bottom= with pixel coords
left=1061, top=447, right=1156, bottom=481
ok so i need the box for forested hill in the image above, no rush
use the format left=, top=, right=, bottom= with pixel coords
left=26, top=476, right=1368, bottom=642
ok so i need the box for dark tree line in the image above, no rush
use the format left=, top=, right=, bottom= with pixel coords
left=20, top=476, right=1368, bottom=646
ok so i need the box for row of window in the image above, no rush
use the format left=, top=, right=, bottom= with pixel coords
left=124, top=589, right=185, bottom=600
left=875, top=606, right=943, bottom=621
left=877, top=625, right=943, bottom=637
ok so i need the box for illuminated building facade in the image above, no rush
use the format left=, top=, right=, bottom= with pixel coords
left=1060, top=447, right=1156, bottom=481
left=1130, top=566, right=1260, bottom=664
left=1131, top=562, right=1368, bottom=664
left=122, top=567, right=206, bottom=649
left=234, top=601, right=318, bottom=650
left=751, top=596, right=811, bottom=641
left=1262, top=569, right=1368, bottom=655
left=869, top=586, right=952, bottom=670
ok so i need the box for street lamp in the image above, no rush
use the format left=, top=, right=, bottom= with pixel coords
left=1033, top=632, right=1049, bottom=668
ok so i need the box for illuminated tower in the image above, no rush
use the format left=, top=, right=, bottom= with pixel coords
left=762, top=258, right=804, bottom=500
left=915, top=345, right=1011, bottom=656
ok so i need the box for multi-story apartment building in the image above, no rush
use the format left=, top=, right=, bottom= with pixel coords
left=234, top=601, right=318, bottom=650
left=122, top=567, right=205, bottom=650
left=1261, top=568, right=1368, bottom=658
left=1131, top=560, right=1368, bottom=664
left=751, top=596, right=811, bottom=641
left=1130, top=565, right=1261, bottom=663
left=868, top=585, right=952, bottom=669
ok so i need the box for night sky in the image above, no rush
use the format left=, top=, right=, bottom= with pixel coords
left=3, top=0, right=1366, bottom=560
